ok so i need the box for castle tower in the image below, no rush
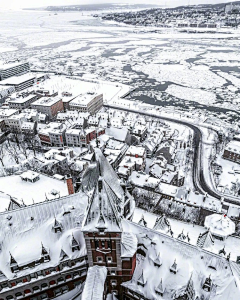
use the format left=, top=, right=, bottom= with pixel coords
left=81, top=149, right=136, bottom=297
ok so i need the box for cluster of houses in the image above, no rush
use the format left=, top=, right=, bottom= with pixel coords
left=102, top=4, right=240, bottom=28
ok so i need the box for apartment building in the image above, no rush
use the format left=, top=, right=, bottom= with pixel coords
left=31, top=97, right=64, bottom=118
left=0, top=109, right=18, bottom=120
left=223, top=140, right=240, bottom=164
left=65, top=129, right=81, bottom=147
left=49, top=126, right=67, bottom=147
left=0, top=73, right=46, bottom=92
left=0, top=85, right=15, bottom=103
left=38, top=122, right=63, bottom=145
left=69, top=92, right=103, bottom=115
left=0, top=61, right=30, bottom=81
left=8, top=94, right=39, bottom=111
left=5, top=113, right=27, bottom=133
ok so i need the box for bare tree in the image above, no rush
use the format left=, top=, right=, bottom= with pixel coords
left=8, top=131, right=21, bottom=150
left=6, top=142, right=20, bottom=164
left=20, top=141, right=29, bottom=159
left=23, top=131, right=40, bottom=156
left=0, top=143, right=6, bottom=167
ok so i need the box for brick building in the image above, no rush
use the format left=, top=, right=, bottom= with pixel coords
left=31, top=97, right=64, bottom=119
left=9, top=94, right=39, bottom=111
left=81, top=149, right=136, bottom=297
left=69, top=93, right=103, bottom=115
left=223, top=140, right=240, bottom=164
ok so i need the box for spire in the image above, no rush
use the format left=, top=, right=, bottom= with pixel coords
left=177, top=230, right=186, bottom=241
left=41, top=243, right=50, bottom=262
left=82, top=149, right=134, bottom=233
left=72, top=234, right=80, bottom=252
left=137, top=270, right=146, bottom=287
left=41, top=243, right=48, bottom=256
left=53, top=218, right=62, bottom=233
left=185, top=272, right=195, bottom=298
left=155, top=278, right=164, bottom=295
left=202, top=275, right=212, bottom=292
left=196, top=229, right=214, bottom=249
left=9, top=252, right=17, bottom=266
left=170, top=259, right=177, bottom=274
left=153, top=252, right=162, bottom=267
left=153, top=214, right=170, bottom=233
left=60, top=249, right=68, bottom=261
left=219, top=246, right=226, bottom=256
left=138, top=215, right=147, bottom=227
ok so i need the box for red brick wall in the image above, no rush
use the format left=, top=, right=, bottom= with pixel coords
left=51, top=100, right=64, bottom=117
left=66, top=177, right=75, bottom=195
left=39, top=134, right=50, bottom=144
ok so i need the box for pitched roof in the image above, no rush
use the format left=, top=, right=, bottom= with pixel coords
left=82, top=266, right=107, bottom=300
left=153, top=214, right=170, bottom=233
left=82, top=149, right=134, bottom=233
left=196, top=229, right=214, bottom=249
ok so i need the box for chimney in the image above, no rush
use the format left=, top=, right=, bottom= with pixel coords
left=66, top=174, right=75, bottom=195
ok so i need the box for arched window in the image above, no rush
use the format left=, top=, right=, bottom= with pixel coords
left=49, top=280, right=56, bottom=286
left=6, top=296, right=14, bottom=300
left=24, top=289, right=31, bottom=294
left=57, top=277, right=64, bottom=283
left=41, top=282, right=48, bottom=289
left=33, top=286, right=40, bottom=291
left=15, top=292, right=23, bottom=298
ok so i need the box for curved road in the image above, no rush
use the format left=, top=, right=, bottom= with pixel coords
left=104, top=104, right=240, bottom=206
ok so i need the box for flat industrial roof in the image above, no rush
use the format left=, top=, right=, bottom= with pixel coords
left=32, top=96, right=62, bottom=107
left=0, top=61, right=28, bottom=71
left=70, top=92, right=101, bottom=106
left=0, top=73, right=36, bottom=86
left=9, top=94, right=36, bottom=104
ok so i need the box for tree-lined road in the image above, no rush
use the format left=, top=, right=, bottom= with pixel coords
left=104, top=104, right=240, bottom=206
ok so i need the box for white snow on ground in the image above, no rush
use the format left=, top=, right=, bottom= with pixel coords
left=165, top=84, right=217, bottom=105
left=153, top=48, right=203, bottom=64
left=200, top=51, right=240, bottom=67
left=215, top=156, right=240, bottom=196
left=133, top=63, right=226, bottom=89
left=32, top=75, right=131, bottom=103
left=217, top=71, right=240, bottom=87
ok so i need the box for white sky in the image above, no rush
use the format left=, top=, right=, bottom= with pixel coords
left=0, top=0, right=231, bottom=9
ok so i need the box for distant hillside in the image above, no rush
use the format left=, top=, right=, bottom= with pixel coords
left=173, top=0, right=240, bottom=10
left=44, top=3, right=160, bottom=12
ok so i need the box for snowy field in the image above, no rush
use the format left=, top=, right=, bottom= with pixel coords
left=0, top=9, right=240, bottom=121
left=215, top=156, right=240, bottom=196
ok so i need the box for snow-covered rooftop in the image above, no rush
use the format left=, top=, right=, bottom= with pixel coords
left=32, top=96, right=62, bottom=107
left=0, top=192, right=88, bottom=280
left=225, top=140, right=240, bottom=155
left=0, top=73, right=36, bottom=85
left=204, top=213, right=235, bottom=238
left=122, top=218, right=240, bottom=300
left=81, top=266, right=107, bottom=300
left=70, top=92, right=101, bottom=107
left=0, top=172, right=69, bottom=206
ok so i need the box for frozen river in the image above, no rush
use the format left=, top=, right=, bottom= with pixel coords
left=1, top=9, right=240, bottom=122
